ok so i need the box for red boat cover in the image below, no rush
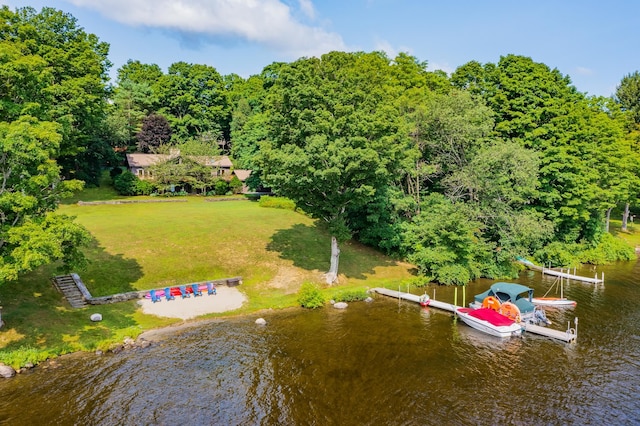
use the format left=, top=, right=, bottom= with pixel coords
left=461, top=307, right=514, bottom=326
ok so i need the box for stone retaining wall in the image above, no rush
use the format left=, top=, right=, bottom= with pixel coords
left=77, top=199, right=187, bottom=205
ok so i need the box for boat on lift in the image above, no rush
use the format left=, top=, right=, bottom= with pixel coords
left=532, top=277, right=576, bottom=307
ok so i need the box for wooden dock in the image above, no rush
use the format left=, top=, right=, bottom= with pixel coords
left=522, top=322, right=577, bottom=342
left=371, top=287, right=577, bottom=342
left=541, top=267, right=602, bottom=284
left=517, top=258, right=603, bottom=284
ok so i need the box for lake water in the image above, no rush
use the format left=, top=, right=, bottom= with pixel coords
left=1, top=262, right=639, bottom=425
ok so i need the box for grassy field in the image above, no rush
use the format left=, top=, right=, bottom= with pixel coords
left=0, top=188, right=415, bottom=368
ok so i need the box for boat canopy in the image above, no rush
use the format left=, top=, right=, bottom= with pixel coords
left=473, top=282, right=535, bottom=313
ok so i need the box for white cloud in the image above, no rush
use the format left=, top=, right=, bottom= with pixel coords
left=298, top=0, right=315, bottom=20
left=427, top=61, right=454, bottom=75
left=575, top=66, right=594, bottom=76
left=68, top=0, right=345, bottom=58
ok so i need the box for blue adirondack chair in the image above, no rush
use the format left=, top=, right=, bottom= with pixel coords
left=191, top=284, right=202, bottom=296
left=150, top=289, right=161, bottom=303
left=207, top=282, right=217, bottom=295
left=164, top=287, right=175, bottom=301
left=179, top=285, right=190, bottom=298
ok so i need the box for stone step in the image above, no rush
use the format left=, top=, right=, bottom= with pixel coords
left=52, top=275, right=89, bottom=308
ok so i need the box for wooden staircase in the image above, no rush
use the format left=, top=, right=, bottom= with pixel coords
left=52, top=275, right=88, bottom=308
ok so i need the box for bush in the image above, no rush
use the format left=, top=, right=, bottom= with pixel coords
left=113, top=171, right=140, bottom=195
left=297, top=282, right=325, bottom=308
left=214, top=179, right=229, bottom=195
left=229, top=176, right=244, bottom=194
left=332, top=288, right=368, bottom=302
left=0, top=345, right=57, bottom=370
left=136, top=179, right=156, bottom=195
left=579, top=233, right=636, bottom=264
left=434, top=264, right=471, bottom=286
left=259, top=196, right=296, bottom=210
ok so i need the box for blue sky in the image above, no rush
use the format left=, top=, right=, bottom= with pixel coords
left=6, top=0, right=639, bottom=97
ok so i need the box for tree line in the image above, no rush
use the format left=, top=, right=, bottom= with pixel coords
left=2, top=5, right=639, bottom=285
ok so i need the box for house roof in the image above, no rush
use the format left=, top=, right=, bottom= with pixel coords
left=233, top=169, right=252, bottom=181
left=192, top=156, right=233, bottom=168
left=126, top=153, right=233, bottom=168
left=126, top=153, right=171, bottom=168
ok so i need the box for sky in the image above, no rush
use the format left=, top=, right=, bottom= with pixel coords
left=6, top=0, right=639, bottom=97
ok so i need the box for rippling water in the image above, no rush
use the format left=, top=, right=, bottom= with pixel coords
left=1, top=262, right=640, bottom=425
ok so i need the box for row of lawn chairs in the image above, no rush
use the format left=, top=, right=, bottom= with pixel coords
left=150, top=282, right=217, bottom=303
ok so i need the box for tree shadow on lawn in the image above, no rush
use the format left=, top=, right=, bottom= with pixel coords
left=79, top=237, right=145, bottom=296
left=0, top=237, right=144, bottom=356
left=266, top=223, right=401, bottom=280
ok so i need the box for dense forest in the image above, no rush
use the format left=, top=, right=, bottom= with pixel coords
left=2, top=6, right=640, bottom=285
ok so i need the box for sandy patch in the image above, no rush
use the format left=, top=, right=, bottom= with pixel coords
left=137, top=285, right=247, bottom=320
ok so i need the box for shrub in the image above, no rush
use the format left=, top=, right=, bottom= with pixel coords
left=229, top=176, right=243, bottom=194
left=297, top=282, right=325, bottom=308
left=136, top=179, right=156, bottom=195
left=402, top=277, right=432, bottom=288
left=435, top=264, right=471, bottom=286
left=332, top=288, right=368, bottom=302
left=214, top=179, right=229, bottom=195
left=0, top=345, right=57, bottom=370
left=113, top=171, right=140, bottom=195
left=259, top=196, right=296, bottom=210
left=579, top=233, right=636, bottom=264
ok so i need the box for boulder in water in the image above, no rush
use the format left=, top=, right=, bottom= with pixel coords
left=255, top=318, right=267, bottom=325
left=0, top=364, right=16, bottom=378
left=333, top=302, right=348, bottom=309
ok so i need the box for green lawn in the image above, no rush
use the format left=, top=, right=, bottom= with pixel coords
left=0, top=195, right=414, bottom=368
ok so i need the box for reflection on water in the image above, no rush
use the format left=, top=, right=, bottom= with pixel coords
left=1, top=262, right=640, bottom=425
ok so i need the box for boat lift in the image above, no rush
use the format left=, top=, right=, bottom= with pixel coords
left=371, top=287, right=578, bottom=343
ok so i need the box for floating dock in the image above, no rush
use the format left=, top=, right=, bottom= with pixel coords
left=517, top=258, right=603, bottom=284
left=521, top=322, right=577, bottom=343
left=371, top=287, right=577, bottom=342
left=541, top=267, right=602, bottom=284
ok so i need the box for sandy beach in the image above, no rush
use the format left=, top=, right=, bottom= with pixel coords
left=137, top=285, right=247, bottom=320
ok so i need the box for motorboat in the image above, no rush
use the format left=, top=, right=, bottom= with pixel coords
left=455, top=307, right=523, bottom=338
left=470, top=282, right=551, bottom=325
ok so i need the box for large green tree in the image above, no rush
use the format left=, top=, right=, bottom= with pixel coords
left=0, top=6, right=112, bottom=185
left=0, top=117, right=89, bottom=282
left=155, top=62, right=230, bottom=143
left=0, top=6, right=98, bottom=283
left=260, top=51, right=409, bottom=283
left=616, top=71, right=640, bottom=125
left=452, top=55, right=631, bottom=244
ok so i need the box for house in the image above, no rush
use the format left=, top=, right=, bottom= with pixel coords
left=125, top=153, right=233, bottom=179
left=125, top=153, right=252, bottom=192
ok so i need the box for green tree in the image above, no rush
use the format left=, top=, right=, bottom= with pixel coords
left=117, top=59, right=163, bottom=87
left=260, top=51, right=408, bottom=284
left=0, top=6, right=112, bottom=186
left=452, top=55, right=632, bottom=245
left=155, top=62, right=230, bottom=143
left=110, top=79, right=156, bottom=148
left=400, top=194, right=492, bottom=285
left=615, top=71, right=640, bottom=125
left=0, top=116, right=89, bottom=282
